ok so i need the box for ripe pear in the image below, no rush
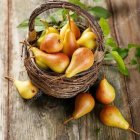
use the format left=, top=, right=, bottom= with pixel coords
left=30, top=47, right=70, bottom=73
left=96, top=75, right=115, bottom=104
left=60, top=18, right=81, bottom=40
left=64, top=92, right=95, bottom=124
left=65, top=47, right=94, bottom=78
left=100, top=105, right=140, bottom=135
left=40, top=33, right=63, bottom=53
left=63, top=29, right=79, bottom=57
left=37, top=20, right=59, bottom=47
left=82, top=27, right=91, bottom=34
left=5, top=76, right=38, bottom=99
left=77, top=28, right=97, bottom=49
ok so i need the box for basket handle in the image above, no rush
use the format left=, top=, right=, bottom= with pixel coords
left=27, top=1, right=103, bottom=43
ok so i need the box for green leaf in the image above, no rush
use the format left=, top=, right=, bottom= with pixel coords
left=99, top=18, right=110, bottom=36
left=88, top=6, right=111, bottom=19
left=111, top=51, right=129, bottom=75
left=17, top=18, right=46, bottom=31
left=104, top=53, right=114, bottom=61
left=128, top=44, right=140, bottom=49
left=70, top=12, right=78, bottom=20
left=105, top=38, right=118, bottom=49
left=116, top=48, right=129, bottom=59
left=135, top=47, right=140, bottom=57
left=17, top=19, right=29, bottom=29
left=68, top=0, right=87, bottom=9
left=46, top=9, right=64, bottom=23
left=62, top=9, right=69, bottom=20
left=131, top=58, right=137, bottom=65
left=137, top=64, right=140, bottom=72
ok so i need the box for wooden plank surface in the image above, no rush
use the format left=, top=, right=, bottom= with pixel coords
left=107, top=0, right=140, bottom=140
left=0, top=0, right=9, bottom=140
left=0, top=0, right=139, bottom=140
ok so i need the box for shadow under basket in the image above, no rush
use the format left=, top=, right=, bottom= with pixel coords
left=24, top=1, right=105, bottom=98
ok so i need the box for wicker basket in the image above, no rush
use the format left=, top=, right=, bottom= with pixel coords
left=24, top=1, right=105, bottom=98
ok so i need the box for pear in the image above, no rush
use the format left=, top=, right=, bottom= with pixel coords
left=60, top=18, right=81, bottom=40
left=37, top=19, right=59, bottom=47
left=65, top=47, right=94, bottom=78
left=63, top=29, right=79, bottom=57
left=77, top=28, right=97, bottom=49
left=40, top=33, right=63, bottom=53
left=100, top=105, right=140, bottom=135
left=30, top=47, right=70, bottom=73
left=82, top=27, right=91, bottom=34
left=64, top=92, right=95, bottom=124
left=96, top=75, right=115, bottom=104
left=30, top=47, right=48, bottom=69
left=5, top=76, right=38, bottom=99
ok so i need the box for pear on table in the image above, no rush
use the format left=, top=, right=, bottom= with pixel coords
left=30, top=47, right=70, bottom=73
left=40, top=33, right=63, bottom=53
left=65, top=47, right=94, bottom=78
left=5, top=76, right=38, bottom=99
left=77, top=27, right=97, bottom=49
left=37, top=19, right=59, bottom=47
left=100, top=105, right=140, bottom=135
left=96, top=75, right=115, bottom=104
left=64, top=92, right=95, bottom=124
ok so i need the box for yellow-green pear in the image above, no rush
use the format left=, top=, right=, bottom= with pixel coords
left=65, top=47, right=94, bottom=78
left=63, top=29, right=79, bottom=57
left=96, top=75, right=115, bottom=104
left=100, top=105, right=140, bottom=135
left=64, top=92, right=95, bottom=124
left=30, top=47, right=48, bottom=69
left=82, top=27, right=92, bottom=35
left=60, top=18, right=81, bottom=40
left=37, top=19, right=59, bottom=47
left=5, top=77, right=38, bottom=99
left=77, top=28, right=97, bottom=49
left=30, top=47, right=70, bottom=73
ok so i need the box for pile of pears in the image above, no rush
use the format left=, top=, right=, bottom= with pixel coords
left=64, top=75, right=140, bottom=136
left=28, top=16, right=97, bottom=78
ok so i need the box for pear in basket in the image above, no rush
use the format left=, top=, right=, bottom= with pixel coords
left=77, top=27, right=97, bottom=49
left=37, top=19, right=59, bottom=47
left=30, top=47, right=70, bottom=73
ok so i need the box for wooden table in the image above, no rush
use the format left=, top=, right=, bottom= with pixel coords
left=0, top=0, right=140, bottom=140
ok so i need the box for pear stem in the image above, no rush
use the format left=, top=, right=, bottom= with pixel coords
left=102, top=74, right=106, bottom=80
left=50, top=75, right=66, bottom=82
left=67, top=12, right=71, bottom=30
left=128, top=127, right=140, bottom=135
left=63, top=117, right=74, bottom=125
left=5, top=76, right=14, bottom=82
left=40, top=19, right=49, bottom=30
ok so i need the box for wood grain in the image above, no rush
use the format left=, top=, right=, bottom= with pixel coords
left=0, top=0, right=139, bottom=139
left=107, top=0, right=140, bottom=140
left=0, top=0, right=9, bottom=139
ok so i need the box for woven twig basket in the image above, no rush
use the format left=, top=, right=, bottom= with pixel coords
left=24, top=1, right=105, bottom=98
